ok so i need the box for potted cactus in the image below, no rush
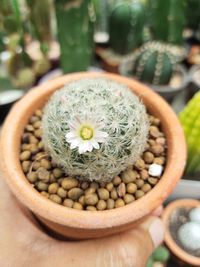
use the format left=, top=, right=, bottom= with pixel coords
left=96, top=0, right=145, bottom=73
left=162, top=199, right=200, bottom=267
left=120, top=41, right=188, bottom=102
left=0, top=72, right=186, bottom=239
left=146, top=245, right=170, bottom=267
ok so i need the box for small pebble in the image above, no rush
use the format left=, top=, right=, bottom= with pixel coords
left=135, top=190, right=145, bottom=199
left=135, top=179, right=144, bottom=188
left=81, top=181, right=89, bottom=190
left=140, top=169, right=149, bottom=180
left=22, top=161, right=31, bottom=173
left=90, top=182, right=99, bottom=190
left=141, top=184, right=152, bottom=193
left=37, top=181, right=48, bottom=191
left=151, top=144, right=164, bottom=156
left=41, top=191, right=49, bottom=198
left=61, top=177, right=78, bottom=190
left=106, top=182, right=113, bottom=191
left=126, top=183, right=137, bottom=194
left=48, top=183, right=59, bottom=194
left=79, top=195, right=85, bottom=205
left=73, top=202, right=83, bottom=210
left=113, top=176, right=121, bottom=186
left=27, top=172, right=38, bottom=183
left=49, top=194, right=62, bottom=204
left=40, top=159, right=51, bottom=170
left=107, top=199, right=115, bottom=209
left=134, top=158, right=145, bottom=170
left=97, top=200, right=107, bottom=210
left=148, top=177, right=158, bottom=185
left=37, top=167, right=50, bottom=182
left=98, top=188, right=109, bottom=200
left=85, top=188, right=96, bottom=195
left=110, top=188, right=118, bottom=200
left=117, top=183, right=126, bottom=197
left=86, top=206, right=97, bottom=211
left=68, top=188, right=84, bottom=201
left=115, top=199, right=125, bottom=208
left=121, top=169, right=137, bottom=183
left=149, top=126, right=160, bottom=138
left=20, top=151, right=31, bottom=161
left=63, top=199, right=74, bottom=208
left=124, top=194, right=135, bottom=204
left=143, top=152, right=154, bottom=164
left=148, top=163, right=163, bottom=177
left=85, top=193, right=98, bottom=206
left=57, top=187, right=67, bottom=198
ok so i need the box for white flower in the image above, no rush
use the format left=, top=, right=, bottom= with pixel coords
left=65, top=117, right=108, bottom=154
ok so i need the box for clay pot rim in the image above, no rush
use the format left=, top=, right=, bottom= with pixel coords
left=162, top=199, right=200, bottom=266
left=0, top=72, right=186, bottom=230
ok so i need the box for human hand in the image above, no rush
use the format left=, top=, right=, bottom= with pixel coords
left=0, top=174, right=164, bottom=267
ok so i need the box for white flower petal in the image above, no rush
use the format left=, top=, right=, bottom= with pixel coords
left=91, top=140, right=100, bottom=149
left=70, top=139, right=80, bottom=149
left=65, top=132, right=76, bottom=139
left=87, top=142, right=94, bottom=152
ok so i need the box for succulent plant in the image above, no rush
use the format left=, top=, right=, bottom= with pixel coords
left=178, top=222, right=200, bottom=250
left=189, top=207, right=200, bottom=223
left=146, top=245, right=170, bottom=267
left=109, top=0, right=145, bottom=55
left=131, top=41, right=186, bottom=85
left=148, top=0, right=185, bottom=45
left=42, top=78, right=149, bottom=182
left=179, top=92, right=200, bottom=174
left=55, top=0, right=95, bottom=73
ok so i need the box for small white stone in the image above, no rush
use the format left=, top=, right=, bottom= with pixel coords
left=148, top=163, right=163, bottom=177
left=178, top=222, right=200, bottom=250
left=189, top=207, right=200, bottom=223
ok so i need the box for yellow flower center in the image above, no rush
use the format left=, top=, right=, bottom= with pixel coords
left=80, top=126, right=93, bottom=140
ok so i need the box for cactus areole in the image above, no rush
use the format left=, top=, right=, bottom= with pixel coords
left=42, top=78, right=149, bottom=182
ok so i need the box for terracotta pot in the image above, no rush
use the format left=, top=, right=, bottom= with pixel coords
left=162, top=199, right=200, bottom=266
left=0, top=72, right=186, bottom=239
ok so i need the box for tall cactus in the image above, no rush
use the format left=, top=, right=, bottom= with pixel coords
left=148, top=0, right=186, bottom=45
left=109, top=0, right=145, bottom=55
left=55, top=0, right=95, bottom=73
left=131, top=42, right=185, bottom=85
left=179, top=92, right=200, bottom=174
left=26, top=0, right=52, bottom=55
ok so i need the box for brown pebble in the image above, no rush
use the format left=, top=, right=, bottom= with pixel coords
left=35, top=129, right=42, bottom=138
left=117, top=183, right=126, bottom=197
left=98, top=188, right=109, bottom=200
left=22, top=161, right=31, bottom=173
left=156, top=137, right=166, bottom=145
left=141, top=184, right=152, bottom=193
left=32, top=161, right=41, bottom=171
left=134, top=158, right=145, bottom=170
left=73, top=202, right=83, bottom=210
left=90, top=182, right=99, bottom=190
left=126, top=183, right=137, bottom=194
left=115, top=199, right=125, bottom=208
left=112, top=176, right=121, bottom=186
left=150, top=144, right=164, bottom=156
left=38, top=141, right=44, bottom=150
left=20, top=151, right=31, bottom=161
left=29, top=115, right=39, bottom=124
left=100, top=182, right=106, bottom=188
left=79, top=195, right=85, bottom=205
left=143, top=152, right=154, bottom=164
left=106, top=182, right=113, bottom=191
left=40, top=159, right=51, bottom=170
left=35, top=109, right=42, bottom=117
left=84, top=193, right=98, bottom=206
left=37, top=181, right=48, bottom=191
left=97, top=200, right=107, bottom=210
left=41, top=191, right=49, bottom=198
left=49, top=174, right=56, bottom=183
left=22, top=133, right=30, bottom=143
left=135, top=190, right=145, bottom=199
left=57, top=178, right=64, bottom=185
left=148, top=139, right=156, bottom=146
left=49, top=194, right=62, bottom=204
left=110, top=188, right=118, bottom=200
left=135, top=179, right=144, bottom=188
left=52, top=168, right=62, bottom=178
left=48, top=183, right=59, bottom=194
left=121, top=169, right=137, bottom=183
left=63, top=199, right=74, bottom=208
left=68, top=188, right=84, bottom=201
left=81, top=181, right=89, bottom=190
left=86, top=206, right=97, bottom=211
left=85, top=188, right=96, bottom=195
left=152, top=118, right=160, bottom=126
left=27, top=172, right=38, bottom=183
left=21, top=144, right=30, bottom=151
left=61, top=177, right=78, bottom=190
left=33, top=120, right=41, bottom=129
left=149, top=126, right=160, bottom=138
left=107, top=199, right=115, bottom=209
left=124, top=194, right=135, bottom=204
left=29, top=144, right=39, bottom=154
left=29, top=135, right=39, bottom=144
left=57, top=187, right=67, bottom=198
left=148, top=177, right=158, bottom=185
left=25, top=124, right=34, bottom=132
left=140, top=169, right=149, bottom=180
left=154, top=157, right=165, bottom=165
left=37, top=167, right=50, bottom=182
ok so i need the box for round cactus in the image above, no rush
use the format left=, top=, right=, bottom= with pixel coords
left=178, top=222, right=200, bottom=250
left=42, top=78, right=149, bottom=182
left=131, top=41, right=186, bottom=85
left=189, top=207, right=200, bottom=223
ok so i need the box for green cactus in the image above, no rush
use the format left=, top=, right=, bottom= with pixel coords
left=131, top=41, right=185, bottom=85
left=148, top=0, right=186, bottom=45
left=146, top=246, right=170, bottom=267
left=42, top=78, right=149, bottom=182
left=109, top=0, right=145, bottom=55
left=55, top=0, right=95, bottom=73
left=185, top=0, right=200, bottom=31
left=26, top=0, right=52, bottom=55
left=179, top=92, right=200, bottom=174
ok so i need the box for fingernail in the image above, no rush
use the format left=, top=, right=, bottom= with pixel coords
left=149, top=218, right=165, bottom=248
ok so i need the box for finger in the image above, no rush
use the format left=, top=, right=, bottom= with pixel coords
left=152, top=205, right=163, bottom=217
